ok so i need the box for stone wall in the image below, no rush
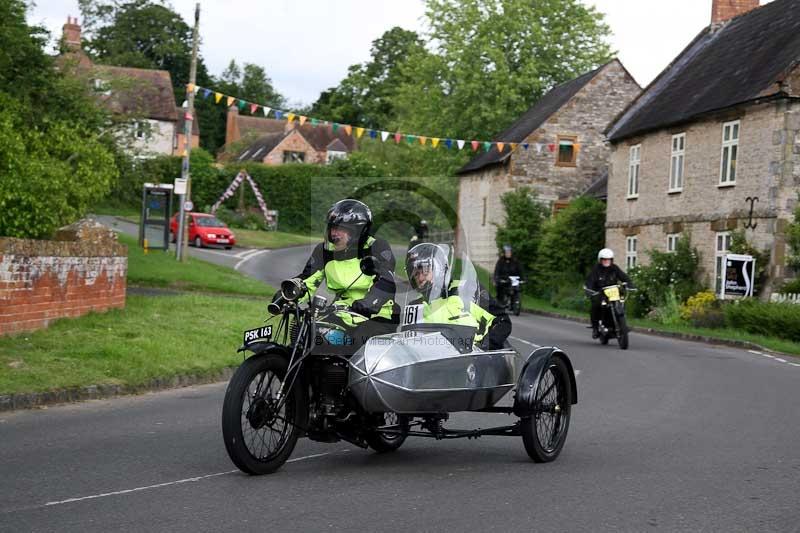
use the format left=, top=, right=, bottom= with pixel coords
left=130, top=119, right=176, bottom=156
left=458, top=168, right=512, bottom=270
left=0, top=220, right=127, bottom=336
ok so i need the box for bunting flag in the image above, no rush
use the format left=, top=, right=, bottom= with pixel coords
left=186, top=83, right=195, bottom=94
left=191, top=84, right=563, bottom=159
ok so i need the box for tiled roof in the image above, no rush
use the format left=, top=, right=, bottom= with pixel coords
left=93, top=65, right=178, bottom=122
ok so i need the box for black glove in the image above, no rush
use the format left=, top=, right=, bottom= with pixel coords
left=350, top=299, right=374, bottom=318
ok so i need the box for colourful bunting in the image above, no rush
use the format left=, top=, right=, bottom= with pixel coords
left=445, top=139, right=453, bottom=149
left=215, top=92, right=223, bottom=104
left=523, top=143, right=529, bottom=150
left=186, top=83, right=195, bottom=94
left=237, top=100, right=246, bottom=110
left=344, top=125, right=353, bottom=136
left=355, top=127, right=365, bottom=138
left=369, top=130, right=378, bottom=139
left=287, top=113, right=295, bottom=123
left=418, top=136, right=427, bottom=145
left=406, top=134, right=415, bottom=144
left=250, top=103, right=258, bottom=114
left=471, top=141, right=479, bottom=151
left=274, top=110, right=283, bottom=120
left=332, top=123, right=339, bottom=132
left=381, top=131, right=390, bottom=142
left=457, top=140, right=466, bottom=150
left=483, top=141, right=491, bottom=152
left=394, top=133, right=402, bottom=144
left=547, top=143, right=556, bottom=152
left=510, top=143, right=518, bottom=151
left=574, top=143, right=581, bottom=154
left=299, top=116, right=307, bottom=126
left=262, top=107, right=271, bottom=117
left=202, top=88, right=212, bottom=99
left=227, top=96, right=235, bottom=107
left=431, top=138, right=440, bottom=148
left=311, top=118, right=319, bottom=126
left=497, top=142, right=505, bottom=153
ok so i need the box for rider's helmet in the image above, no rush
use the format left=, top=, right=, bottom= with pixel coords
left=406, top=243, right=450, bottom=301
left=598, top=248, right=614, bottom=261
left=326, top=199, right=372, bottom=250
left=503, top=244, right=512, bottom=256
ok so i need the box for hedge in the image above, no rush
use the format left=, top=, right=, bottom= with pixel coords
left=724, top=300, right=800, bottom=342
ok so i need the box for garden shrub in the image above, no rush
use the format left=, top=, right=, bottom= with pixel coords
left=494, top=188, right=549, bottom=281
left=779, top=278, right=800, bottom=295
left=729, top=230, right=769, bottom=293
left=649, top=288, right=683, bottom=325
left=680, top=291, right=724, bottom=328
left=724, top=300, right=800, bottom=342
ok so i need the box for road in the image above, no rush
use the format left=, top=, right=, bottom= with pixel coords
left=2, top=216, right=797, bottom=531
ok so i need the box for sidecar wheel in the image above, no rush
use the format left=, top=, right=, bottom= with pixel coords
left=222, top=353, right=303, bottom=475
left=520, top=356, right=572, bottom=463
left=366, top=412, right=409, bottom=453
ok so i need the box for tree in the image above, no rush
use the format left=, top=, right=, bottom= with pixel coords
left=0, top=0, right=117, bottom=238
left=391, top=0, right=613, bottom=140
left=494, top=188, right=550, bottom=277
left=310, top=27, right=425, bottom=128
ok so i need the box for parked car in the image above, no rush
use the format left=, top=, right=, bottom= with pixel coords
left=169, top=212, right=236, bottom=249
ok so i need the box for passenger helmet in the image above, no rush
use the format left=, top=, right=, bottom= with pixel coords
left=406, top=243, right=450, bottom=300
left=598, top=248, right=614, bottom=260
left=326, top=199, right=372, bottom=250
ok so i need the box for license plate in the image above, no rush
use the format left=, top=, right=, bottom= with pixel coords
left=217, top=238, right=229, bottom=243
left=243, top=325, right=272, bottom=346
left=603, top=286, right=621, bottom=301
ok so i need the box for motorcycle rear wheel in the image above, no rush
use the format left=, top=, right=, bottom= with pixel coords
left=222, top=353, right=303, bottom=475
left=366, top=412, right=409, bottom=453
left=520, top=357, right=572, bottom=462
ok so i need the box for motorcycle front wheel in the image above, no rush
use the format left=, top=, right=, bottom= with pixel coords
left=222, top=353, right=304, bottom=475
left=512, top=296, right=521, bottom=316
left=616, top=314, right=629, bottom=350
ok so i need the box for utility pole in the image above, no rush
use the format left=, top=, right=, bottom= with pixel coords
left=176, top=3, right=200, bottom=262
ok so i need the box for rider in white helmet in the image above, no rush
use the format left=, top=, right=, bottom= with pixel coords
left=585, top=248, right=632, bottom=338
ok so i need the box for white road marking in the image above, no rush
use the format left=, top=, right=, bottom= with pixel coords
left=748, top=350, right=763, bottom=355
left=234, top=248, right=261, bottom=259
left=235, top=249, right=269, bottom=271
left=509, top=336, right=541, bottom=349
left=42, top=451, right=331, bottom=508
left=761, top=353, right=776, bottom=359
left=745, top=349, right=800, bottom=368
left=790, top=363, right=800, bottom=367
left=775, top=358, right=787, bottom=363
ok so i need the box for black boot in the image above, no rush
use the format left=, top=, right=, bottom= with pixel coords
left=591, top=325, right=599, bottom=339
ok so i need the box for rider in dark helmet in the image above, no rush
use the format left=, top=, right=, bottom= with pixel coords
left=405, top=243, right=511, bottom=350
left=493, top=244, right=524, bottom=306
left=274, top=199, right=398, bottom=331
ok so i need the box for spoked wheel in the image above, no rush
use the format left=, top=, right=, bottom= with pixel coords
left=512, top=297, right=521, bottom=316
left=599, top=332, right=609, bottom=345
left=616, top=315, right=629, bottom=350
left=521, top=357, right=572, bottom=462
left=222, top=353, right=303, bottom=475
left=366, top=412, right=409, bottom=453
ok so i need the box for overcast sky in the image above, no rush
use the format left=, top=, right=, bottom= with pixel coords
left=29, top=0, right=773, bottom=106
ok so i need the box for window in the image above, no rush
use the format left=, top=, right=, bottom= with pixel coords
left=667, top=233, right=679, bottom=253
left=626, top=236, right=638, bottom=269
left=714, top=231, right=732, bottom=295
left=669, top=133, right=685, bottom=192
left=134, top=121, right=145, bottom=139
left=556, top=135, right=578, bottom=166
left=93, top=78, right=111, bottom=96
left=326, top=150, right=347, bottom=164
left=283, top=151, right=305, bottom=163
left=627, top=144, right=641, bottom=199
left=719, top=120, right=739, bottom=186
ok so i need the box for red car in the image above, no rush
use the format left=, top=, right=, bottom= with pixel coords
left=169, top=212, right=236, bottom=249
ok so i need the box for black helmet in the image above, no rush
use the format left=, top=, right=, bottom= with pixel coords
left=406, top=243, right=450, bottom=300
left=326, top=199, right=372, bottom=250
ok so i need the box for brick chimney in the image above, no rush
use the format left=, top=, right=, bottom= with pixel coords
left=711, top=0, right=759, bottom=24
left=225, top=106, right=240, bottom=146
left=62, top=16, right=82, bottom=51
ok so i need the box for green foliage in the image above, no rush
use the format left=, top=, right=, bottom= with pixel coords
left=729, top=229, right=769, bottom=292
left=679, top=291, right=724, bottom=329
left=355, top=141, right=469, bottom=177
left=494, top=188, right=549, bottom=276
left=649, top=288, right=683, bottom=326
left=628, top=235, right=703, bottom=317
left=0, top=2, right=117, bottom=238
left=391, top=0, right=613, bottom=140
left=724, top=300, right=800, bottom=342
left=785, top=199, right=800, bottom=271
left=537, top=196, right=606, bottom=292
left=779, top=278, right=800, bottom=295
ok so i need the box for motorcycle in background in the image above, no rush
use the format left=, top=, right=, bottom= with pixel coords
left=498, top=276, right=524, bottom=316
left=584, top=283, right=634, bottom=350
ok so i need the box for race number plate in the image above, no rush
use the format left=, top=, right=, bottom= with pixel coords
left=402, top=304, right=425, bottom=326
left=243, top=325, right=273, bottom=346
left=603, top=286, right=621, bottom=301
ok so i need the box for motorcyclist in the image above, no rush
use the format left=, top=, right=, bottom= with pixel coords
left=585, top=248, right=632, bottom=338
left=493, top=244, right=524, bottom=306
left=277, top=199, right=398, bottom=337
left=409, top=219, right=429, bottom=245
left=404, top=243, right=511, bottom=350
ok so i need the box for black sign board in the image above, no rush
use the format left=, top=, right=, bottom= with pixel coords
left=722, top=254, right=755, bottom=299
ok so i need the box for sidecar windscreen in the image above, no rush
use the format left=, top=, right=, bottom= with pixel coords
left=398, top=323, right=478, bottom=353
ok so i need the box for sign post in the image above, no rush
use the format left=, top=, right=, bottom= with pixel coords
left=721, top=253, right=756, bottom=300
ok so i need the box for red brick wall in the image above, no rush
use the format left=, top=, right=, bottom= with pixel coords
left=711, top=0, right=759, bottom=23
left=262, top=130, right=323, bottom=165
left=0, top=220, right=127, bottom=336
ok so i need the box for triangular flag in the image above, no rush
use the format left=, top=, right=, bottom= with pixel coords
left=332, top=123, right=339, bottom=132
left=369, top=130, right=377, bottom=139
left=457, top=140, right=465, bottom=150
left=483, top=141, right=491, bottom=152
left=536, top=143, right=543, bottom=154
left=237, top=100, right=246, bottom=110
left=380, top=131, right=390, bottom=142
left=299, top=116, right=307, bottom=126
left=193, top=85, right=200, bottom=95
left=497, top=142, right=505, bottom=153
left=262, top=107, right=271, bottom=117
left=523, top=143, right=529, bottom=150
left=287, top=113, right=295, bottom=123
left=574, top=143, right=581, bottom=154
left=311, top=118, right=319, bottom=126
left=186, top=83, right=195, bottom=94
left=355, top=127, right=365, bottom=138
left=510, top=143, right=518, bottom=151
left=547, top=143, right=556, bottom=152
left=215, top=92, right=223, bottom=104
left=274, top=110, right=283, bottom=120
left=181, top=149, right=188, bottom=157
left=418, top=136, right=427, bottom=145
left=250, top=103, right=258, bottom=114
left=471, top=141, right=479, bottom=151
left=406, top=134, right=415, bottom=144
left=445, top=139, right=453, bottom=149
left=344, top=125, right=353, bottom=136
left=431, top=138, right=440, bottom=148
left=394, top=133, right=402, bottom=143
left=202, top=88, right=212, bottom=99
left=226, top=96, right=235, bottom=107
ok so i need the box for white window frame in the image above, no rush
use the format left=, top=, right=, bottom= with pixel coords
left=627, top=144, right=641, bottom=199
left=669, top=133, right=685, bottom=192
left=719, top=120, right=739, bottom=187
left=714, top=231, right=732, bottom=295
left=626, top=236, right=638, bottom=269
left=667, top=233, right=680, bottom=253
left=326, top=150, right=347, bottom=164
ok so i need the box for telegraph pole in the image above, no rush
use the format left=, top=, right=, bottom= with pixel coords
left=176, top=3, right=200, bottom=262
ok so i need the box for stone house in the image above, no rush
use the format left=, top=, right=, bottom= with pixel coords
left=58, top=17, right=199, bottom=157
left=605, top=0, right=800, bottom=296
left=223, top=108, right=355, bottom=165
left=457, top=59, right=641, bottom=269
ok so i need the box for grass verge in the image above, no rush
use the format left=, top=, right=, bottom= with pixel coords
left=0, top=294, right=267, bottom=395
left=120, top=233, right=272, bottom=297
